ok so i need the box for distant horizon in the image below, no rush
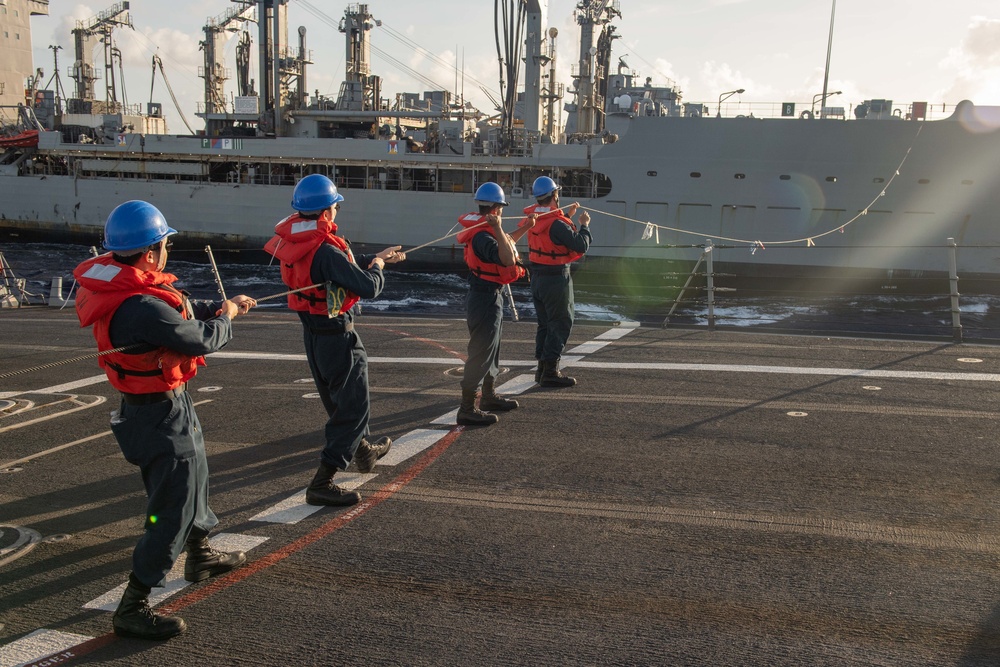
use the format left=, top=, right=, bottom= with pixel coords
left=24, top=0, right=1000, bottom=132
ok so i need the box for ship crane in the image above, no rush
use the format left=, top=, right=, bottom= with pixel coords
left=200, top=1, right=257, bottom=115
left=69, top=1, right=133, bottom=114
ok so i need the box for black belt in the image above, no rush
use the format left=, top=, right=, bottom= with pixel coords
left=308, top=321, right=355, bottom=335
left=122, top=385, right=186, bottom=405
left=529, top=264, right=571, bottom=276
left=470, top=282, right=504, bottom=293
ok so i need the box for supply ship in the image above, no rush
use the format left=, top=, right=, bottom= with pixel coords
left=2, top=0, right=1000, bottom=294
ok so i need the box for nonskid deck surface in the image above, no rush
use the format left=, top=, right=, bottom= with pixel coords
left=2, top=309, right=1000, bottom=666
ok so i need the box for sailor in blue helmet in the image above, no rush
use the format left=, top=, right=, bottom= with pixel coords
left=73, top=200, right=256, bottom=640
left=265, top=174, right=405, bottom=505
left=454, top=182, right=535, bottom=425
left=524, top=176, right=591, bottom=386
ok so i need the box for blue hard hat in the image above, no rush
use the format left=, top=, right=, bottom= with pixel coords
left=103, top=200, right=177, bottom=252
left=531, top=176, right=560, bottom=198
left=474, top=182, right=508, bottom=206
left=291, top=174, right=344, bottom=212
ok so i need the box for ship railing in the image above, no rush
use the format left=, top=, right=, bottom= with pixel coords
left=700, top=101, right=960, bottom=121
left=649, top=237, right=988, bottom=343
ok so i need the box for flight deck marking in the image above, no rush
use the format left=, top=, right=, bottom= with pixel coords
left=157, top=427, right=465, bottom=619
left=376, top=429, right=452, bottom=466
left=249, top=473, right=375, bottom=524
left=0, top=401, right=213, bottom=469
left=0, top=395, right=106, bottom=435
left=9, top=323, right=634, bottom=663
left=570, top=360, right=1000, bottom=382
left=0, top=374, right=107, bottom=399
left=82, top=533, right=268, bottom=611
left=0, top=629, right=93, bottom=667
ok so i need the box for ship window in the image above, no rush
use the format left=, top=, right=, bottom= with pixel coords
left=647, top=171, right=657, bottom=177
left=826, top=176, right=837, bottom=182
left=779, top=175, right=791, bottom=180
left=918, top=178, right=930, bottom=184
left=873, top=177, right=885, bottom=184
left=734, top=173, right=746, bottom=180
left=962, top=179, right=974, bottom=185
left=690, top=172, right=701, bottom=178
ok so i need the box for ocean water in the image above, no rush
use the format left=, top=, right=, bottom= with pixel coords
left=4, top=242, right=1000, bottom=343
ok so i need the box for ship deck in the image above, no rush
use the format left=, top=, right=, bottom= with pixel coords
left=3, top=308, right=1000, bottom=665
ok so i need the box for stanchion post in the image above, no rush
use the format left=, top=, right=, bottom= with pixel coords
left=705, top=239, right=716, bottom=331
left=947, top=237, right=962, bottom=342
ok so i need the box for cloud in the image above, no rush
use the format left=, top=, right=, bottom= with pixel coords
left=938, top=16, right=1000, bottom=104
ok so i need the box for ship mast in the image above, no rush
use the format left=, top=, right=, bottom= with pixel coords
left=521, top=0, right=545, bottom=136
left=570, top=0, right=619, bottom=136
left=201, top=1, right=256, bottom=115
left=69, top=1, right=133, bottom=114
left=336, top=4, right=383, bottom=111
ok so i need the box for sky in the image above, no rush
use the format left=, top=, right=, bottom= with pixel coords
left=25, top=0, right=1000, bottom=132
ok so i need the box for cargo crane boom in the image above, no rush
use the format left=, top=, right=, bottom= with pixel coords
left=200, top=1, right=257, bottom=115
left=69, top=1, right=133, bottom=114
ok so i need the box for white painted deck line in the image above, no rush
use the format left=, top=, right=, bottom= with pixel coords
left=572, top=360, right=1000, bottom=382
left=594, top=322, right=640, bottom=339
left=249, top=472, right=375, bottom=524
left=431, top=409, right=459, bottom=426
left=0, top=375, right=107, bottom=399
left=0, top=629, right=93, bottom=667
left=83, top=533, right=269, bottom=611
left=377, top=429, right=448, bottom=467
left=565, top=341, right=611, bottom=355
left=495, top=374, right=537, bottom=396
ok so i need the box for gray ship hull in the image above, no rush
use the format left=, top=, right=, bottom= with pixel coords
left=2, top=102, right=1000, bottom=294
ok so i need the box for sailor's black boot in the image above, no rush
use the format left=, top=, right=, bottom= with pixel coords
left=479, top=376, right=518, bottom=411
left=354, top=436, right=392, bottom=473
left=112, top=574, right=186, bottom=640
left=539, top=359, right=576, bottom=387
left=183, top=532, right=247, bottom=583
left=305, top=462, right=362, bottom=506
left=534, top=361, right=543, bottom=383
left=456, top=388, right=499, bottom=426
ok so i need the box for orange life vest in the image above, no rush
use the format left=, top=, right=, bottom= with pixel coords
left=264, top=211, right=361, bottom=316
left=456, top=212, right=527, bottom=285
left=74, top=254, right=204, bottom=393
left=524, top=204, right=584, bottom=265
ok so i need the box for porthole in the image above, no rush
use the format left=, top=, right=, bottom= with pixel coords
left=690, top=172, right=701, bottom=178
left=825, top=176, right=837, bottom=182
left=734, top=173, right=746, bottom=180
left=779, top=174, right=791, bottom=180
left=647, top=170, right=657, bottom=177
